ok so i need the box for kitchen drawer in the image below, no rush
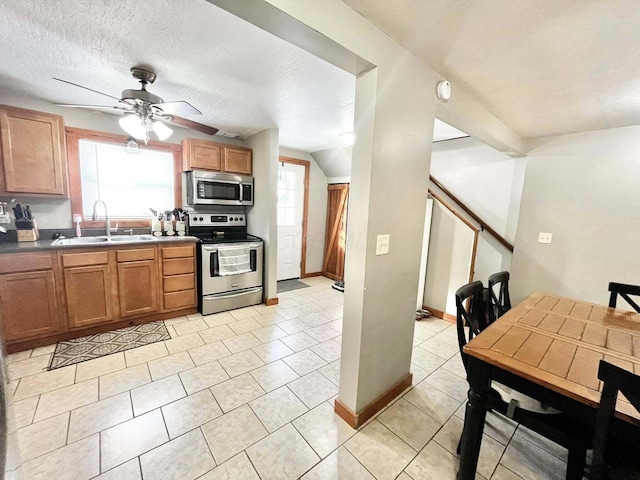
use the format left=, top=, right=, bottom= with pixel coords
left=0, top=252, right=54, bottom=274
left=163, top=274, right=195, bottom=293
left=61, top=251, right=109, bottom=267
left=116, top=248, right=156, bottom=263
left=162, top=258, right=194, bottom=276
left=161, top=245, right=194, bottom=259
left=163, top=290, right=196, bottom=310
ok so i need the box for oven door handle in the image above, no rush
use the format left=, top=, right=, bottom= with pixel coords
left=203, top=287, right=263, bottom=300
left=210, top=251, right=219, bottom=277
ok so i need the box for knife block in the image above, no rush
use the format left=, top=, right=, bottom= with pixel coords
left=16, top=218, right=39, bottom=242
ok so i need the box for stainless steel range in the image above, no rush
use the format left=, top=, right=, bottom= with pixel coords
left=188, top=211, right=263, bottom=315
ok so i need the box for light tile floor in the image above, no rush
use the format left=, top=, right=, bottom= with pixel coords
left=4, top=276, right=569, bottom=480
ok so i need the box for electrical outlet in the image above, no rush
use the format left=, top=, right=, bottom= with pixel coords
left=538, top=232, right=553, bottom=244
left=376, top=234, right=390, bottom=255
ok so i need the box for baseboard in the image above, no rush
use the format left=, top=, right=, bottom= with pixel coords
left=423, top=304, right=455, bottom=323
left=301, top=271, right=323, bottom=278
left=265, top=298, right=279, bottom=306
left=334, top=373, right=413, bottom=428
left=322, top=271, right=342, bottom=282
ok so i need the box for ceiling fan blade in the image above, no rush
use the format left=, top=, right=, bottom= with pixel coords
left=53, top=103, right=129, bottom=111
left=152, top=101, right=202, bottom=116
left=53, top=77, right=122, bottom=102
left=167, top=115, right=218, bottom=135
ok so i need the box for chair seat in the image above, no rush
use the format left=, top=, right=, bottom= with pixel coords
left=492, top=381, right=561, bottom=414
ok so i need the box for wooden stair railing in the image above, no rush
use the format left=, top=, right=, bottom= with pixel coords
left=429, top=175, right=514, bottom=253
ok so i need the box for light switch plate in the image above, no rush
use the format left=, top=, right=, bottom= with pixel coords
left=538, top=232, right=553, bottom=244
left=376, top=234, right=390, bottom=255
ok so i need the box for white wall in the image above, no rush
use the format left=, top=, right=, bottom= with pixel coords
left=511, top=125, right=640, bottom=305
left=279, top=147, right=328, bottom=274
left=423, top=202, right=475, bottom=315
left=0, top=92, right=245, bottom=229
left=431, top=137, right=525, bottom=242
left=247, top=129, right=279, bottom=300
left=424, top=136, right=525, bottom=311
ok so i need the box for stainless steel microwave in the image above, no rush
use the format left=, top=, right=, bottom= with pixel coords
left=186, top=170, right=254, bottom=206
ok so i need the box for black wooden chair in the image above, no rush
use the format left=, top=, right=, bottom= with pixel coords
left=487, top=271, right=512, bottom=324
left=455, top=281, right=590, bottom=480
left=608, top=282, right=640, bottom=313
left=591, top=361, right=640, bottom=480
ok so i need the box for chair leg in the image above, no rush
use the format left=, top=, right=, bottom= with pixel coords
left=456, top=432, right=462, bottom=455
left=565, top=442, right=587, bottom=480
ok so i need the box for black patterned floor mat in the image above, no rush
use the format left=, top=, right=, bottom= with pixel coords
left=48, top=321, right=170, bottom=370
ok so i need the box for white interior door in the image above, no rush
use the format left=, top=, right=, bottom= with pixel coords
left=277, top=162, right=305, bottom=280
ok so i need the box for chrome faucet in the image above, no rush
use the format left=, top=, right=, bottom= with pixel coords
left=91, top=200, right=117, bottom=237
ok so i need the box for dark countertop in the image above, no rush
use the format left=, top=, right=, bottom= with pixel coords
left=0, top=235, right=200, bottom=253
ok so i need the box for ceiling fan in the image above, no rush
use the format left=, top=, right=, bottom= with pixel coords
left=53, top=67, right=218, bottom=142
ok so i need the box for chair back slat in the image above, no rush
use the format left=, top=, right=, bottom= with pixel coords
left=488, top=271, right=512, bottom=324
left=455, top=280, right=486, bottom=372
left=591, top=360, right=640, bottom=480
left=608, top=282, right=640, bottom=313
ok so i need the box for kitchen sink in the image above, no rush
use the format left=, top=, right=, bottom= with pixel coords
left=52, top=234, right=157, bottom=246
left=53, top=236, right=110, bottom=245
left=109, top=234, right=156, bottom=242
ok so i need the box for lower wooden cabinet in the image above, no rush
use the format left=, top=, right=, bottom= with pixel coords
left=161, top=243, right=197, bottom=312
left=0, top=270, right=61, bottom=341
left=1, top=242, right=198, bottom=352
left=118, top=260, right=159, bottom=317
left=64, top=264, right=114, bottom=329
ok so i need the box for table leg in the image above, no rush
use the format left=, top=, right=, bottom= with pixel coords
left=457, top=356, right=491, bottom=480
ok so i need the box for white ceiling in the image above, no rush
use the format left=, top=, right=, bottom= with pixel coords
left=343, top=0, right=640, bottom=139
left=0, top=0, right=356, bottom=152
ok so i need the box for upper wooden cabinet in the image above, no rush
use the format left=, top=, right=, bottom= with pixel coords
left=182, top=138, right=221, bottom=171
left=0, top=105, right=68, bottom=197
left=182, top=138, right=252, bottom=175
left=223, top=146, right=252, bottom=175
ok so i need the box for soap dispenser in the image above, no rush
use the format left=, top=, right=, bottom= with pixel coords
left=73, top=214, right=82, bottom=237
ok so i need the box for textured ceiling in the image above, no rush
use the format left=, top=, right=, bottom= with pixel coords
left=0, top=0, right=356, bottom=152
left=343, top=0, right=640, bottom=139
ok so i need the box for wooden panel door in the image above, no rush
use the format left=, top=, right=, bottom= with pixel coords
left=64, top=265, right=114, bottom=329
left=323, top=184, right=349, bottom=281
left=0, top=271, right=61, bottom=341
left=182, top=138, right=221, bottom=171
left=0, top=105, right=68, bottom=196
left=118, top=260, right=159, bottom=318
left=223, top=147, right=252, bottom=175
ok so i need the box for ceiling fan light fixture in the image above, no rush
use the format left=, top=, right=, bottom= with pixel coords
left=152, top=120, right=173, bottom=141
left=119, top=114, right=146, bottom=141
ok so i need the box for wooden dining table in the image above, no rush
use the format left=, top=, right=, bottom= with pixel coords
left=457, top=292, right=640, bottom=480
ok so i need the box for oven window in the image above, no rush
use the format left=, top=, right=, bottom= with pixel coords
left=199, top=181, right=240, bottom=200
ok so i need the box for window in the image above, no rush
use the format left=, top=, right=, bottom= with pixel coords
left=67, top=128, right=181, bottom=227
left=277, top=169, right=296, bottom=226
left=79, top=140, right=174, bottom=219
